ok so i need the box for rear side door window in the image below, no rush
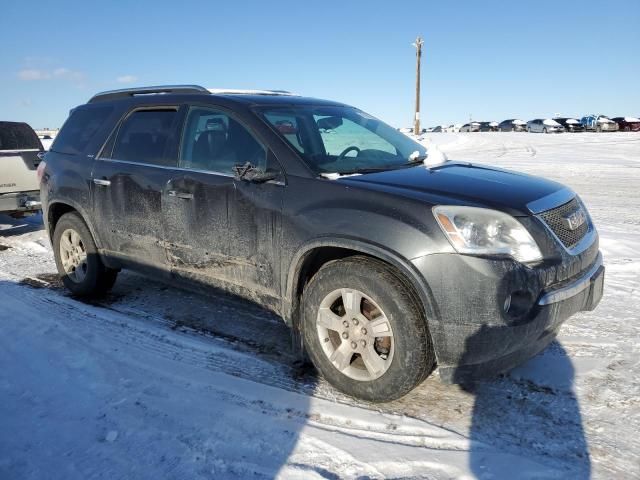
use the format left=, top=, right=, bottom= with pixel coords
left=106, top=108, right=179, bottom=167
left=179, top=107, right=268, bottom=175
left=51, top=106, right=113, bottom=155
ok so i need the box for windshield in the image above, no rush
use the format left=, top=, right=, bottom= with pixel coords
left=258, top=105, right=427, bottom=175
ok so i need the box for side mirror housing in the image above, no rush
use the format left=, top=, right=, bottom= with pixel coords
left=233, top=163, right=279, bottom=183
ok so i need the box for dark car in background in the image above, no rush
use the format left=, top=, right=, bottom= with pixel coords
left=478, top=121, right=499, bottom=132
left=553, top=118, right=585, bottom=132
left=39, top=85, right=604, bottom=402
left=611, top=117, right=640, bottom=132
left=498, top=119, right=527, bottom=132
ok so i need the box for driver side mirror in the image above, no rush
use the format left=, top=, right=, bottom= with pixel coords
left=233, top=162, right=279, bottom=183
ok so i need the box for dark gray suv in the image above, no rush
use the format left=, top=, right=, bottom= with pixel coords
left=40, top=85, right=604, bottom=402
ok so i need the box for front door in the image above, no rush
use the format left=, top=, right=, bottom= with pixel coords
left=163, top=105, right=284, bottom=307
left=92, top=106, right=182, bottom=270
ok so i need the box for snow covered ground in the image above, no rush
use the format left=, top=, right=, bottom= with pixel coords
left=1, top=132, right=639, bottom=479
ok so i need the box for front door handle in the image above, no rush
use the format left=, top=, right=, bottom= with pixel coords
left=93, top=178, right=111, bottom=186
left=168, top=190, right=193, bottom=200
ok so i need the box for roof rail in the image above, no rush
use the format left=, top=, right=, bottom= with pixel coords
left=207, top=88, right=297, bottom=96
left=88, top=85, right=210, bottom=103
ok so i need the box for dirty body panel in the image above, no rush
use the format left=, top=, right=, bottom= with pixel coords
left=41, top=89, right=604, bottom=385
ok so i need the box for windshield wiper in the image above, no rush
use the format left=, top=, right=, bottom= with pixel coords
left=407, top=154, right=427, bottom=164
left=322, top=162, right=424, bottom=178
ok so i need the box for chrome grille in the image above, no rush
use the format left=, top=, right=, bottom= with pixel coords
left=539, top=197, right=589, bottom=249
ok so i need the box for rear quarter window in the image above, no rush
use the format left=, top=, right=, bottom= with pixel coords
left=51, top=105, right=114, bottom=155
left=0, top=122, right=42, bottom=151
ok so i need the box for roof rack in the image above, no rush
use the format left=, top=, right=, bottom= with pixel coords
left=207, top=88, right=297, bottom=96
left=88, top=85, right=210, bottom=103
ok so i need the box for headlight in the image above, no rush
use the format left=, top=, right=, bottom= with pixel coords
left=433, top=206, right=543, bottom=263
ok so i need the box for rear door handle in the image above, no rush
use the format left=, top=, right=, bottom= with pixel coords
left=93, top=178, right=111, bottom=186
left=168, top=190, right=193, bottom=200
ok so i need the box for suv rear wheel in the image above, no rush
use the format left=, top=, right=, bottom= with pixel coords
left=53, top=212, right=118, bottom=296
left=302, top=256, right=435, bottom=402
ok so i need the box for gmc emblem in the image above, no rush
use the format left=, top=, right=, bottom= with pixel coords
left=563, top=208, right=587, bottom=231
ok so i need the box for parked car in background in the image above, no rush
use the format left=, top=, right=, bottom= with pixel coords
left=460, top=122, right=480, bottom=132
left=553, top=118, right=585, bottom=132
left=611, top=117, right=640, bottom=132
left=498, top=119, right=527, bottom=132
left=0, top=121, right=43, bottom=216
left=39, top=84, right=604, bottom=402
left=38, top=134, right=55, bottom=150
left=432, top=125, right=444, bottom=133
left=527, top=119, right=565, bottom=134
left=445, top=124, right=462, bottom=133
left=479, top=121, right=499, bottom=132
left=581, top=114, right=619, bottom=132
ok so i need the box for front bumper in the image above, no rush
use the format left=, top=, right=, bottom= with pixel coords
left=412, top=246, right=603, bottom=383
left=0, top=190, right=41, bottom=214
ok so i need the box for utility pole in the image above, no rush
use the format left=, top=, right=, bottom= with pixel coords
left=412, top=36, right=424, bottom=135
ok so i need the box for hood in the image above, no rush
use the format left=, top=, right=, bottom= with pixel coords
left=338, top=162, right=566, bottom=216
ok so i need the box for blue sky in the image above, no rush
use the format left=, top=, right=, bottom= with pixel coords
left=1, top=0, right=638, bottom=128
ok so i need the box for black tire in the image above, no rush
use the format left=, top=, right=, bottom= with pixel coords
left=302, top=256, right=435, bottom=402
left=52, top=212, right=118, bottom=296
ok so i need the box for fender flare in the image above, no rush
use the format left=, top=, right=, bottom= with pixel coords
left=283, top=236, right=442, bottom=335
left=45, top=196, right=104, bottom=250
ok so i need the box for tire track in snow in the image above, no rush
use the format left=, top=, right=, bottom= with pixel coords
left=0, top=278, right=487, bottom=458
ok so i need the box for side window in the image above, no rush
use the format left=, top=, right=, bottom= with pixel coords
left=110, top=109, right=178, bottom=166
left=0, top=122, right=42, bottom=150
left=179, top=107, right=267, bottom=174
left=263, top=112, right=305, bottom=153
left=51, top=106, right=113, bottom=155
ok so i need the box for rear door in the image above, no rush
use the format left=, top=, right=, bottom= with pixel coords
left=163, top=105, right=284, bottom=304
left=92, top=106, right=183, bottom=270
left=0, top=122, right=43, bottom=194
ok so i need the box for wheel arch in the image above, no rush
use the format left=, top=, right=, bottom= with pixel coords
left=46, top=199, right=103, bottom=250
left=284, top=237, right=441, bottom=355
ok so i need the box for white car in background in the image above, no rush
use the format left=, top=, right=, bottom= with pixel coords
left=444, top=124, right=461, bottom=133
left=581, top=114, right=619, bottom=132
left=38, top=134, right=55, bottom=150
left=527, top=118, right=565, bottom=133
left=459, top=122, right=481, bottom=132
left=0, top=121, right=43, bottom=216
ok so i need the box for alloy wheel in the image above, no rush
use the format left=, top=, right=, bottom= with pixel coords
left=59, top=228, right=88, bottom=283
left=316, top=288, right=394, bottom=381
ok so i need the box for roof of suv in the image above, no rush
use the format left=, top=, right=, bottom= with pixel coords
left=87, top=85, right=344, bottom=108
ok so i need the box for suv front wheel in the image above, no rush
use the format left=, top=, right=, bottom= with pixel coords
left=302, top=256, right=435, bottom=402
left=53, top=212, right=118, bottom=296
